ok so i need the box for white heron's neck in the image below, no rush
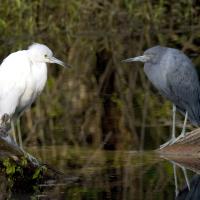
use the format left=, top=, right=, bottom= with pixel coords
left=30, top=62, right=48, bottom=93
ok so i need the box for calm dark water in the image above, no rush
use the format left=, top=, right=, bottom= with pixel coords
left=6, top=146, right=194, bottom=200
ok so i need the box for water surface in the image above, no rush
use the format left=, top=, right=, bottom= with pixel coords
left=9, top=146, right=192, bottom=200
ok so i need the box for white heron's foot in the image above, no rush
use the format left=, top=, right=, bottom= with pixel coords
left=160, top=138, right=176, bottom=149
left=22, top=149, right=39, bottom=166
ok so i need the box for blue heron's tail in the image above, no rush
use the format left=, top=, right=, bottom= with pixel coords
left=187, top=106, right=200, bottom=126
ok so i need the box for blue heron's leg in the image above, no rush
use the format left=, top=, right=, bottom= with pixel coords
left=180, top=111, right=188, bottom=137
left=160, top=105, right=176, bottom=149
left=172, top=104, right=176, bottom=140
left=172, top=111, right=188, bottom=143
left=173, top=163, right=179, bottom=197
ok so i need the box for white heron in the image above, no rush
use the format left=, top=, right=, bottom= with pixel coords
left=0, top=43, right=68, bottom=147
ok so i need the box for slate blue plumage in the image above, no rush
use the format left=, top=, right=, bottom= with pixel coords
left=123, top=46, right=200, bottom=148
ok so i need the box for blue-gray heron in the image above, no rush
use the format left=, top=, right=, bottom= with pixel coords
left=123, top=46, right=200, bottom=148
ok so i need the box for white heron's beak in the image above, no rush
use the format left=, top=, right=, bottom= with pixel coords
left=49, top=57, right=71, bottom=67
left=122, top=55, right=150, bottom=63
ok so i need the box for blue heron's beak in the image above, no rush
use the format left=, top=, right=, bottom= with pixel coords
left=122, top=55, right=150, bottom=63
left=49, top=57, right=71, bottom=67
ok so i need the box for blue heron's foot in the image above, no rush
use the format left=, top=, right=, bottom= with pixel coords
left=171, top=132, right=185, bottom=144
left=160, top=138, right=176, bottom=149
left=160, top=132, right=186, bottom=149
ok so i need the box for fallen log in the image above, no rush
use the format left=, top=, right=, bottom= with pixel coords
left=0, top=128, right=67, bottom=195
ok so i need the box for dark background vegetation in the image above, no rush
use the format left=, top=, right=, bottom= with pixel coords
left=0, top=0, right=200, bottom=150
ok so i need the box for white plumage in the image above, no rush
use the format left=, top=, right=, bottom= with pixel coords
left=0, top=43, right=66, bottom=122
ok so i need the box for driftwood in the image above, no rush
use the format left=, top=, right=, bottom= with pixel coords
left=157, top=128, right=200, bottom=180
left=158, top=128, right=200, bottom=156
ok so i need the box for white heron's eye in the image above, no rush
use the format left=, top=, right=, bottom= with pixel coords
left=44, top=54, right=48, bottom=58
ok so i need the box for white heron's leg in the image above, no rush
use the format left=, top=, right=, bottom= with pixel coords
left=160, top=105, right=176, bottom=149
left=173, top=163, right=179, bottom=197
left=11, top=121, right=17, bottom=143
left=17, top=118, right=23, bottom=149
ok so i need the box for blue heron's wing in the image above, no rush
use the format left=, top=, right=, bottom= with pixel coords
left=166, top=55, right=200, bottom=125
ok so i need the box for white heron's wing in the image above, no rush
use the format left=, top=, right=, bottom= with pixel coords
left=0, top=50, right=30, bottom=117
